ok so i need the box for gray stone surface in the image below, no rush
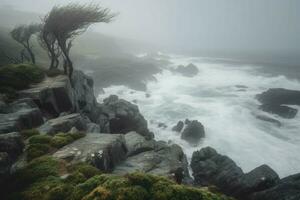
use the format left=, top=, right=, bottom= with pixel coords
left=53, top=133, right=127, bottom=172
left=38, top=113, right=88, bottom=135
left=124, top=131, right=155, bottom=156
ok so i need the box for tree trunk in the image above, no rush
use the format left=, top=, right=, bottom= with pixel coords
left=25, top=40, right=35, bottom=64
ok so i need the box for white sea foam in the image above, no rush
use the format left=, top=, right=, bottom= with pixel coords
left=97, top=54, right=300, bottom=178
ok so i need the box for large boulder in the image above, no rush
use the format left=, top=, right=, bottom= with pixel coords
left=174, top=63, right=199, bottom=77
left=250, top=173, right=300, bottom=200
left=256, top=88, right=300, bottom=105
left=18, top=70, right=97, bottom=120
left=38, top=113, right=89, bottom=135
left=0, top=99, right=43, bottom=134
left=19, top=75, right=74, bottom=117
left=124, top=131, right=155, bottom=156
left=181, top=120, right=205, bottom=144
left=113, top=141, right=190, bottom=182
left=259, top=104, right=297, bottom=119
left=191, top=147, right=279, bottom=199
left=53, top=133, right=127, bottom=172
left=96, top=95, right=153, bottom=139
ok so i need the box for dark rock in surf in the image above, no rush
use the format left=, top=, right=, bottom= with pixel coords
left=96, top=95, right=154, bottom=139
left=256, top=88, right=300, bottom=106
left=259, top=104, right=297, bottom=119
left=250, top=173, right=300, bottom=200
left=172, top=121, right=184, bottom=132
left=175, top=63, right=199, bottom=77
left=181, top=120, right=205, bottom=144
left=191, top=147, right=280, bottom=199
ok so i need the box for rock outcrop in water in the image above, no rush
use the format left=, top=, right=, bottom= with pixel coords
left=174, top=63, right=199, bottom=77
left=191, top=147, right=300, bottom=200
left=181, top=120, right=205, bottom=144
left=256, top=88, right=300, bottom=119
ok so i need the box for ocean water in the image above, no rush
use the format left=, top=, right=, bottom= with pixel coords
left=97, top=54, right=300, bottom=178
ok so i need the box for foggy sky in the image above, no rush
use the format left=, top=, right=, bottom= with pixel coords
left=1, top=0, right=300, bottom=56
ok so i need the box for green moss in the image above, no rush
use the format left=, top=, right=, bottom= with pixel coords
left=29, top=135, right=52, bottom=145
left=69, top=163, right=101, bottom=179
left=27, top=143, right=51, bottom=161
left=50, top=135, right=73, bottom=148
left=82, top=186, right=112, bottom=200
left=0, top=63, right=45, bottom=90
left=64, top=172, right=87, bottom=185
left=21, top=129, right=40, bottom=139
left=114, top=186, right=149, bottom=200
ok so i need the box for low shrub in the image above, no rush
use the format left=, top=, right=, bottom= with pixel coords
left=27, top=143, right=51, bottom=161
left=0, top=63, right=45, bottom=90
left=28, top=135, right=52, bottom=145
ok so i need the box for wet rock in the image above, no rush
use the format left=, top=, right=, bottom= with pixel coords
left=257, top=88, right=300, bottom=106
left=172, top=121, right=184, bottom=132
left=175, top=63, right=199, bottom=77
left=181, top=120, right=205, bottom=144
left=0, top=99, right=43, bottom=134
left=124, top=131, right=155, bottom=157
left=38, top=113, right=89, bottom=135
left=191, top=147, right=279, bottom=199
left=96, top=95, right=153, bottom=139
left=53, top=133, right=127, bottom=172
left=256, top=115, right=282, bottom=127
left=145, top=93, right=151, bottom=98
left=0, top=152, right=10, bottom=183
left=259, top=104, right=297, bottom=119
left=250, top=173, right=300, bottom=200
left=0, top=132, right=24, bottom=160
left=113, top=141, right=190, bottom=182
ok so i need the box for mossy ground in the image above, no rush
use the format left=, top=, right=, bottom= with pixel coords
left=3, top=156, right=233, bottom=200
left=25, top=131, right=86, bottom=161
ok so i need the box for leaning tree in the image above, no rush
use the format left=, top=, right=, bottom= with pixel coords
left=10, top=24, right=40, bottom=64
left=42, top=3, right=116, bottom=79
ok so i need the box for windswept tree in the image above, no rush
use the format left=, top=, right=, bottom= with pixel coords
left=42, top=3, right=116, bottom=79
left=10, top=24, right=40, bottom=64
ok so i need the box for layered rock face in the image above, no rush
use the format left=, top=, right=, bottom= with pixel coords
left=0, top=98, right=43, bottom=134
left=256, top=88, right=300, bottom=119
left=190, top=147, right=295, bottom=200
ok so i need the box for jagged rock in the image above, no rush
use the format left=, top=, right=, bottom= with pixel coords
left=18, top=75, right=74, bottom=117
left=256, top=115, right=281, bottom=127
left=71, top=70, right=97, bottom=118
left=191, top=147, right=279, bottom=199
left=38, top=113, right=88, bottom=135
left=174, top=63, right=199, bottom=77
left=0, top=152, right=10, bottom=183
left=53, top=133, right=127, bottom=172
left=259, top=104, right=297, bottom=119
left=257, top=88, right=300, bottom=106
left=0, top=132, right=24, bottom=160
left=124, top=131, right=155, bottom=157
left=181, top=120, right=205, bottom=144
left=0, top=99, right=43, bottom=134
left=172, top=121, right=184, bottom=132
left=113, top=141, right=190, bottom=182
left=18, top=71, right=97, bottom=121
left=87, top=123, right=101, bottom=133
left=96, top=95, right=154, bottom=139
left=250, top=173, right=300, bottom=200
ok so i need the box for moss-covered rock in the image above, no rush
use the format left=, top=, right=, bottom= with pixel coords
left=50, top=135, right=73, bottom=148
left=68, top=163, right=101, bottom=179
left=28, top=135, right=52, bottom=145
left=0, top=63, right=45, bottom=90
left=21, top=129, right=40, bottom=139
left=27, top=143, right=51, bottom=161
